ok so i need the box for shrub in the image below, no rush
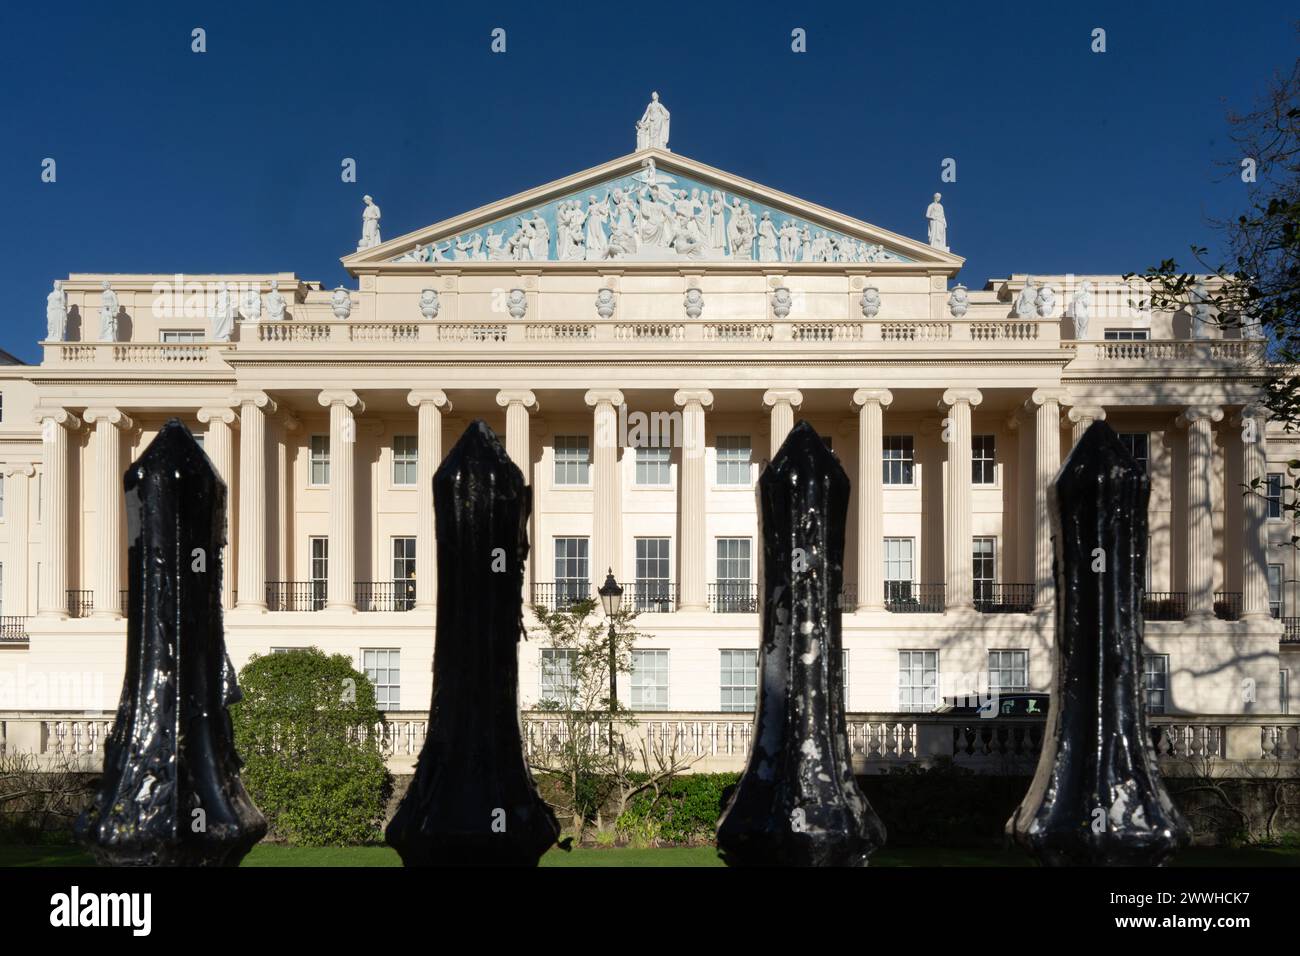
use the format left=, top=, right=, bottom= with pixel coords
left=231, top=649, right=391, bottom=845
left=617, top=773, right=740, bottom=845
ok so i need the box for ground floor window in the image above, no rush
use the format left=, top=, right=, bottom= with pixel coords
left=540, top=648, right=579, bottom=707
left=720, top=649, right=757, bottom=712
left=631, top=649, right=669, bottom=711
left=392, top=536, right=416, bottom=610
left=1269, top=564, right=1284, bottom=618
left=1143, top=654, right=1169, bottom=714
left=988, top=649, right=1028, bottom=694
left=362, top=648, right=400, bottom=709
left=898, top=650, right=938, bottom=712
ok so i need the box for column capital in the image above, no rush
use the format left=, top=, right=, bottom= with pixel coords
left=196, top=406, right=239, bottom=428
left=275, top=408, right=301, bottom=432
left=407, top=389, right=453, bottom=411
left=3, top=462, right=36, bottom=478
left=673, top=389, right=714, bottom=410
left=1231, top=404, right=1267, bottom=428
left=763, top=388, right=803, bottom=409
left=496, top=389, right=538, bottom=412
left=584, top=389, right=625, bottom=407
left=941, top=388, right=983, bottom=408
left=34, top=408, right=81, bottom=431
left=82, top=407, right=134, bottom=430
left=230, top=390, right=277, bottom=414
left=851, top=388, right=893, bottom=410
left=318, top=390, right=365, bottom=414
left=1067, top=405, right=1107, bottom=425
left=1176, top=405, right=1224, bottom=428
left=1028, top=387, right=1072, bottom=409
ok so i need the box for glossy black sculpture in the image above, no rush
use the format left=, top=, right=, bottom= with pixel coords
left=717, top=421, right=886, bottom=866
left=386, top=420, right=561, bottom=866
left=1007, top=421, right=1191, bottom=866
left=75, top=420, right=266, bottom=866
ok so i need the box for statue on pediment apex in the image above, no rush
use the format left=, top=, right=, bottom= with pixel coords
left=636, top=92, right=670, bottom=151
left=926, top=192, right=947, bottom=251
left=264, top=280, right=287, bottom=321
left=357, top=195, right=382, bottom=251
left=46, top=280, right=66, bottom=341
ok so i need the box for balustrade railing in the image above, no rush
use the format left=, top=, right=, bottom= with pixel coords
left=884, top=582, right=945, bottom=613
left=355, top=581, right=416, bottom=612
left=1142, top=591, right=1187, bottom=621
left=1283, top=617, right=1300, bottom=643
left=709, top=582, right=758, bottom=613
left=1214, top=591, right=1242, bottom=622
left=0, top=617, right=30, bottom=642
left=531, top=581, right=593, bottom=611
left=625, top=582, right=676, bottom=613
left=266, top=581, right=327, bottom=612
left=66, top=590, right=93, bottom=619
left=974, top=583, right=1035, bottom=614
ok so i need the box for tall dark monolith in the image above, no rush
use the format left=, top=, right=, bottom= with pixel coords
left=716, top=420, right=886, bottom=866
left=1007, top=421, right=1191, bottom=865
left=75, top=419, right=266, bottom=866
left=386, top=420, right=560, bottom=865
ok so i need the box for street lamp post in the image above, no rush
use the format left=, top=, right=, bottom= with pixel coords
left=598, top=568, right=623, bottom=754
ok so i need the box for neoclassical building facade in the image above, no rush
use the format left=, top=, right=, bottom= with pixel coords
left=1, top=127, right=1297, bottom=746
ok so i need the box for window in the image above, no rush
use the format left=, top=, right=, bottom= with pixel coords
left=1268, top=565, right=1284, bottom=619
left=1266, top=473, right=1284, bottom=519
left=635, top=538, right=671, bottom=611
left=1282, top=670, right=1290, bottom=716
left=0, top=392, right=4, bottom=422
left=972, top=538, right=995, bottom=603
left=554, top=537, right=589, bottom=605
left=540, top=648, right=579, bottom=707
left=720, top=649, right=758, bottom=712
left=1143, top=655, right=1169, bottom=715
left=716, top=436, right=752, bottom=485
left=1104, top=329, right=1149, bottom=341
left=883, top=435, right=914, bottom=485
left=716, top=538, right=752, bottom=611
left=883, top=537, right=915, bottom=604
left=898, top=650, right=939, bottom=713
left=393, top=537, right=416, bottom=611
left=160, top=330, right=204, bottom=343
left=362, top=649, right=401, bottom=709
left=392, top=436, right=418, bottom=486
left=1118, top=432, right=1149, bottom=472
left=988, top=650, right=1028, bottom=694
left=309, top=537, right=328, bottom=610
left=840, top=649, right=850, bottom=707
left=0, top=474, right=4, bottom=519
left=631, top=649, right=669, bottom=711
left=635, top=445, right=672, bottom=485
left=972, top=435, right=995, bottom=484
left=309, top=435, right=330, bottom=485
left=553, top=435, right=590, bottom=485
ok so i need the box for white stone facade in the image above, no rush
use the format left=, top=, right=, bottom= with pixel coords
left=0, top=147, right=1296, bottom=730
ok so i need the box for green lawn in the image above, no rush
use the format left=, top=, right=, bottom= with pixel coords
left=3, top=843, right=1296, bottom=867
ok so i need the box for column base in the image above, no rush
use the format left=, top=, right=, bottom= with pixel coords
left=677, top=602, right=708, bottom=613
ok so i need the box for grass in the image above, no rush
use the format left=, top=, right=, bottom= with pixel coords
left=3, top=843, right=1297, bottom=867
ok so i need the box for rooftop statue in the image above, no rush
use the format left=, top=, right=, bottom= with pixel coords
left=99, top=281, right=118, bottom=343
left=635, top=91, right=670, bottom=151
left=46, top=280, right=66, bottom=342
left=357, top=195, right=382, bottom=251
left=264, top=279, right=287, bottom=321
left=209, top=282, right=235, bottom=342
left=926, top=192, right=947, bottom=251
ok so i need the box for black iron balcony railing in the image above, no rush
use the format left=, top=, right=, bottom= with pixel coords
left=710, top=582, right=758, bottom=613
left=627, top=581, right=676, bottom=613
left=355, top=581, right=415, bottom=612
left=1142, top=591, right=1187, bottom=621
left=974, top=583, right=1035, bottom=614
left=833, top=584, right=858, bottom=612
left=66, top=590, right=93, bottom=619
left=1271, top=602, right=1283, bottom=619
left=531, top=581, right=594, bottom=611
left=266, top=581, right=326, bottom=612
left=0, top=616, right=30, bottom=642
left=1283, top=617, right=1300, bottom=644
left=884, top=582, right=945, bottom=614
left=1214, top=591, right=1242, bottom=622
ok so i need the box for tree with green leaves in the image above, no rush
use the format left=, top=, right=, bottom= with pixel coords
left=231, top=648, right=391, bottom=845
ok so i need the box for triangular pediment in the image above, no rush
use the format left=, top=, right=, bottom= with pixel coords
left=344, top=149, right=961, bottom=270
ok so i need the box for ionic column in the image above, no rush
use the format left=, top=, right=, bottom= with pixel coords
left=197, top=406, right=239, bottom=610
left=1235, top=406, right=1272, bottom=621
left=235, top=392, right=275, bottom=610
left=1068, top=405, right=1107, bottom=444
left=851, top=389, right=892, bottom=611
left=674, top=389, right=714, bottom=611
left=408, top=390, right=451, bottom=610
left=83, top=408, right=133, bottom=617
left=1030, top=389, right=1070, bottom=608
left=763, top=389, right=803, bottom=458
left=941, top=389, right=982, bottom=610
left=36, top=409, right=80, bottom=618
left=585, top=389, right=625, bottom=587
left=3, top=464, right=34, bottom=617
left=1178, top=405, right=1224, bottom=620
left=319, top=390, right=364, bottom=611
left=1008, top=409, right=1033, bottom=583
left=496, top=390, right=538, bottom=603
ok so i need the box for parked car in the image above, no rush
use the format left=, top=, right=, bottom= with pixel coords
left=935, top=693, right=1049, bottom=718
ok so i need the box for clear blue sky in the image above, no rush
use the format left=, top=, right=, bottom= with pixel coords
left=1, top=0, right=1294, bottom=363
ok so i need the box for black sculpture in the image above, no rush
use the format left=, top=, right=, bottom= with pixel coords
left=717, top=421, right=886, bottom=866
left=386, top=420, right=561, bottom=866
left=75, top=420, right=266, bottom=866
left=1007, top=421, right=1191, bottom=865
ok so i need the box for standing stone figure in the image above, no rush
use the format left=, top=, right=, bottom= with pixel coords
left=1070, top=280, right=1092, bottom=339
left=926, top=192, right=947, bottom=250
left=241, top=285, right=262, bottom=324
left=209, top=282, right=235, bottom=342
left=357, top=194, right=382, bottom=251
left=264, top=279, right=287, bottom=321
left=757, top=212, right=779, bottom=262
left=1015, top=278, right=1038, bottom=319
left=1190, top=279, right=1212, bottom=338
left=635, top=91, right=671, bottom=151
left=46, top=280, right=66, bottom=341
left=99, top=281, right=119, bottom=342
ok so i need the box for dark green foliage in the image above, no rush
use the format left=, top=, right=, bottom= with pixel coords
left=618, top=774, right=740, bottom=844
left=231, top=649, right=391, bottom=845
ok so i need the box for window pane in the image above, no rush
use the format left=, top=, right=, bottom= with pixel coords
left=1143, top=654, right=1168, bottom=714
left=635, top=445, right=672, bottom=485
left=310, top=435, right=330, bottom=485
left=716, top=436, right=752, bottom=485
left=972, top=435, right=995, bottom=484
left=898, top=650, right=938, bottom=712
left=720, top=649, right=758, bottom=712
left=554, top=436, right=591, bottom=485
left=540, top=648, right=579, bottom=707
left=631, top=649, right=669, bottom=711
left=392, top=435, right=418, bottom=485
left=883, top=436, right=914, bottom=485
left=363, top=648, right=401, bottom=709
left=988, top=650, right=1028, bottom=693
left=554, top=537, right=589, bottom=604
left=1118, top=433, right=1149, bottom=472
